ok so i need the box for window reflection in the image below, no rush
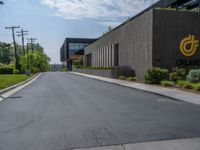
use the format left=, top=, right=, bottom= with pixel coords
left=68, top=43, right=89, bottom=56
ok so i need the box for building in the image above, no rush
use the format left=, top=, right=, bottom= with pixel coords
left=49, top=64, right=62, bottom=72
left=60, top=38, right=96, bottom=70
left=84, top=0, right=200, bottom=78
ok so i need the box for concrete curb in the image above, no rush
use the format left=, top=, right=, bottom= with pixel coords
left=0, top=73, right=41, bottom=101
left=0, top=73, right=40, bottom=95
left=73, top=137, right=200, bottom=150
left=71, top=72, right=200, bottom=105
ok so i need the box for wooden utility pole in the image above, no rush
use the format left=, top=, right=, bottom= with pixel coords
left=27, top=38, right=37, bottom=52
left=17, top=29, right=28, bottom=55
left=26, top=42, right=31, bottom=70
left=5, top=26, right=20, bottom=70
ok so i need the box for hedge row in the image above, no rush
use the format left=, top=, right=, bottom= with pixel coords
left=0, top=65, right=19, bottom=74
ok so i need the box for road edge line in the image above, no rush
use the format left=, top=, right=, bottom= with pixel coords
left=0, top=73, right=42, bottom=102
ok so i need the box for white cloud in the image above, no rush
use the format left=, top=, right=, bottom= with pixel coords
left=41, top=0, right=159, bottom=26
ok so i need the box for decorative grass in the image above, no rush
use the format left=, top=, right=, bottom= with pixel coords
left=161, top=81, right=174, bottom=87
left=126, top=77, right=138, bottom=81
left=176, top=80, right=200, bottom=91
left=118, top=76, right=126, bottom=80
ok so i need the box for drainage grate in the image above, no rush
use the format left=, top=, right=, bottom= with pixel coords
left=9, top=96, right=23, bottom=99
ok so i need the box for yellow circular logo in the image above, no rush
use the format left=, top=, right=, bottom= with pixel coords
left=180, top=35, right=199, bottom=57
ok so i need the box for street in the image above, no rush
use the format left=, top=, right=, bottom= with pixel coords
left=0, top=72, right=200, bottom=150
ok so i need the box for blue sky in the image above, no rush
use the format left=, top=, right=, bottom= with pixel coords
left=0, top=0, right=158, bottom=64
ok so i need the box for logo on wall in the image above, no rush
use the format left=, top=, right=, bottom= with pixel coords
left=180, top=35, right=199, bottom=57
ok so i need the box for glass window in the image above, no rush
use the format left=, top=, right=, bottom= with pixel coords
left=68, top=43, right=89, bottom=57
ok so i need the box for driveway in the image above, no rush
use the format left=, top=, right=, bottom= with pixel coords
left=0, top=72, right=200, bottom=150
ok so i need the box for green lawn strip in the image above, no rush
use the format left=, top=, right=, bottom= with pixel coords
left=0, top=74, right=32, bottom=90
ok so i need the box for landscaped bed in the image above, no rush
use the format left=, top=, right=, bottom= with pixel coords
left=0, top=74, right=32, bottom=90
left=118, top=67, right=200, bottom=94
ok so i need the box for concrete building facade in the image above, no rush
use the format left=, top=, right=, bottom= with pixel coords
left=60, top=38, right=96, bottom=71
left=84, top=9, right=200, bottom=78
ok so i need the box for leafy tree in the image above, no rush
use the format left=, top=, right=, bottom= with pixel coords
left=0, top=42, right=14, bottom=64
left=102, top=25, right=113, bottom=35
left=20, top=45, right=50, bottom=73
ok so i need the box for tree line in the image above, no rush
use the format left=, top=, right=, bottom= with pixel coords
left=0, top=41, right=50, bottom=74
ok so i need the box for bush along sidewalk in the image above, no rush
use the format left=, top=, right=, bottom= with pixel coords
left=145, top=67, right=169, bottom=84
left=145, top=67, right=200, bottom=93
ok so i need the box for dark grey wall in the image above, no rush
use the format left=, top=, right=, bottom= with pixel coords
left=153, top=9, right=200, bottom=70
left=85, top=10, right=153, bottom=78
left=85, top=9, right=200, bottom=79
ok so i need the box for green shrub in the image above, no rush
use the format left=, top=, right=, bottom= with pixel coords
left=184, top=83, right=195, bottom=90
left=145, top=67, right=169, bottom=84
left=186, top=69, right=200, bottom=83
left=0, top=65, right=14, bottom=74
left=126, top=77, right=138, bottom=81
left=118, top=76, right=126, bottom=80
left=13, top=69, right=20, bottom=74
left=176, top=80, right=189, bottom=87
left=161, top=81, right=174, bottom=87
left=195, top=85, right=200, bottom=92
left=169, top=68, right=186, bottom=82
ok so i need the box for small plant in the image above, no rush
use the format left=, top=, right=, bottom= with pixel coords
left=126, top=77, right=138, bottom=81
left=187, top=69, right=200, bottom=83
left=176, top=80, right=189, bottom=87
left=118, top=76, right=126, bottom=80
left=161, top=81, right=174, bottom=87
left=169, top=68, right=186, bottom=82
left=145, top=67, right=169, bottom=84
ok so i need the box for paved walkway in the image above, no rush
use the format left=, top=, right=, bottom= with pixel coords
left=71, top=72, right=200, bottom=105
left=74, top=137, right=200, bottom=150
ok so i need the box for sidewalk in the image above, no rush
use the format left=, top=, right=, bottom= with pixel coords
left=71, top=72, right=200, bottom=105
left=74, top=137, right=200, bottom=150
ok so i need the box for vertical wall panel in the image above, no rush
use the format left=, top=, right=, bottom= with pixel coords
left=85, top=10, right=153, bottom=78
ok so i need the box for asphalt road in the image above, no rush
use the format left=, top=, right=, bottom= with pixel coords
left=0, top=72, right=200, bottom=150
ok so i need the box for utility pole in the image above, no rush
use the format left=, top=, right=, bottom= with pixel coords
left=17, top=29, right=28, bottom=55
left=26, top=42, right=31, bottom=70
left=25, top=42, right=32, bottom=76
left=27, top=38, right=37, bottom=52
left=5, top=26, right=20, bottom=70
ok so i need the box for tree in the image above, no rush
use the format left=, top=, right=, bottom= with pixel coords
left=0, top=42, right=14, bottom=64
left=33, top=43, right=44, bottom=53
left=20, top=44, right=50, bottom=73
left=102, top=25, right=113, bottom=35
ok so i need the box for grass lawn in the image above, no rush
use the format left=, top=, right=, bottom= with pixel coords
left=0, top=74, right=32, bottom=90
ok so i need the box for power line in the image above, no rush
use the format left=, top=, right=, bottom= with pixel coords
left=17, top=29, right=28, bottom=55
left=5, top=25, right=20, bottom=70
left=27, top=38, right=37, bottom=52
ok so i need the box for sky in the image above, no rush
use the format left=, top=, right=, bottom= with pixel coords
left=0, top=0, right=158, bottom=64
